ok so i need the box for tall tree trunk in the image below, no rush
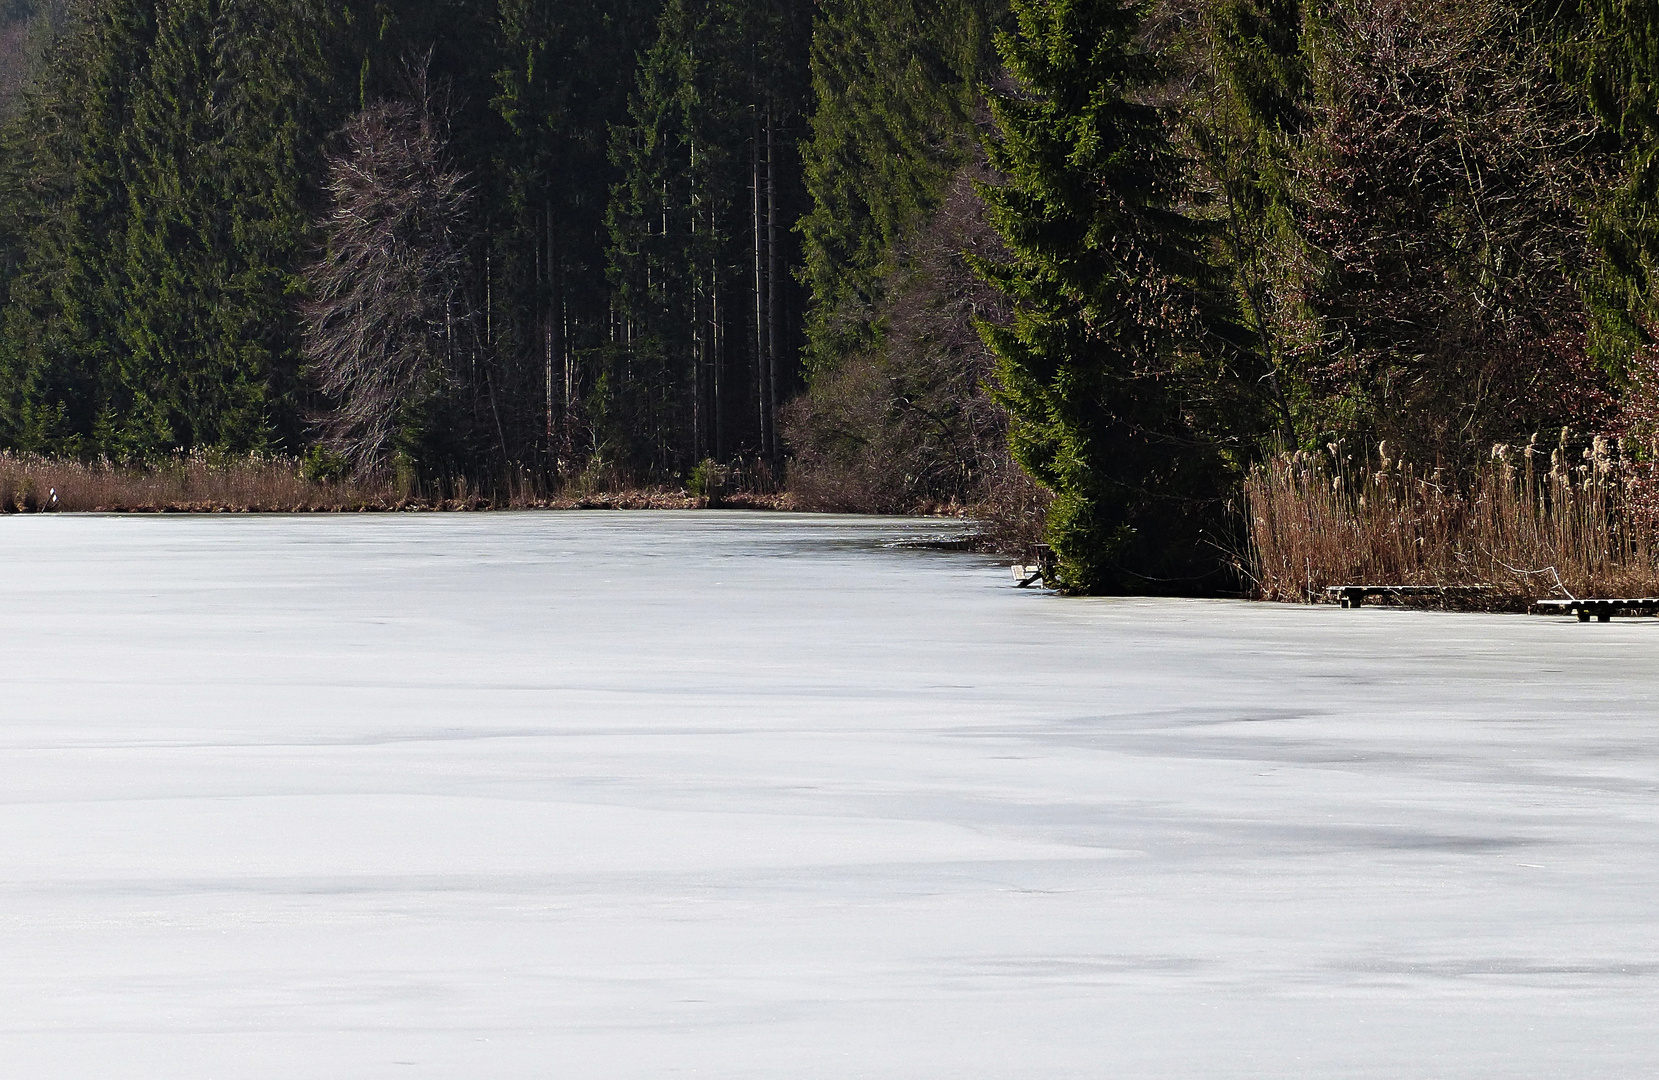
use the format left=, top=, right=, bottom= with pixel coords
left=711, top=191, right=723, bottom=462
left=766, top=105, right=781, bottom=466
left=753, top=110, right=769, bottom=460
left=544, top=205, right=556, bottom=454
left=562, top=280, right=571, bottom=440
left=713, top=264, right=723, bottom=461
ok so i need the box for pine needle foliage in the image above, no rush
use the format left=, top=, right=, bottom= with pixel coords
left=1575, top=0, right=1659, bottom=373
left=797, top=0, right=999, bottom=373
left=975, top=0, right=1259, bottom=594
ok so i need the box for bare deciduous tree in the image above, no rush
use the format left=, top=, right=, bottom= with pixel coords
left=1292, top=0, right=1612, bottom=461
left=302, top=62, right=472, bottom=470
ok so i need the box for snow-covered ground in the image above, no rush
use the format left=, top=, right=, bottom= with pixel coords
left=2, top=511, right=1656, bottom=1078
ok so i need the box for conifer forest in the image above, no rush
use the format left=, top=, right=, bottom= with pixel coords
left=2, top=0, right=1658, bottom=594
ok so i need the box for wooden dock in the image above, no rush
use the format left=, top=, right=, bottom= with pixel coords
left=1531, top=598, right=1659, bottom=622
left=1326, top=585, right=1491, bottom=609
left=1326, top=586, right=1659, bottom=620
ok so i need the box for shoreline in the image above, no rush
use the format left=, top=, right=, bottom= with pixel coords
left=0, top=485, right=799, bottom=515
left=2, top=503, right=1642, bottom=612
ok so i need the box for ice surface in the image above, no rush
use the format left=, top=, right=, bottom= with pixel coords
left=2, top=511, right=1657, bottom=1079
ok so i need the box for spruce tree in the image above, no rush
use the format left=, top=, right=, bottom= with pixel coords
left=211, top=0, right=342, bottom=447
left=494, top=0, right=660, bottom=467
left=112, top=0, right=344, bottom=457
left=1185, top=0, right=1306, bottom=446
left=0, top=0, right=156, bottom=454
left=797, top=0, right=998, bottom=373
left=114, top=0, right=242, bottom=455
left=606, top=0, right=809, bottom=473
left=1578, top=0, right=1659, bottom=373
left=605, top=0, right=706, bottom=471
left=1, top=0, right=351, bottom=458
left=976, top=0, right=1254, bottom=593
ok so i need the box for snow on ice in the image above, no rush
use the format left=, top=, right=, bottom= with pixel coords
left=2, top=512, right=1657, bottom=1078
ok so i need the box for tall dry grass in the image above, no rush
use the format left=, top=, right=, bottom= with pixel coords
left=0, top=451, right=796, bottom=514
left=0, top=452, right=406, bottom=512
left=1246, top=433, right=1659, bottom=605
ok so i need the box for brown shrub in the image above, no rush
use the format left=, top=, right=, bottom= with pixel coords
left=784, top=162, right=1049, bottom=551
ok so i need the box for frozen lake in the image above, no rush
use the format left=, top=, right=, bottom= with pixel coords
left=2, top=511, right=1657, bottom=1078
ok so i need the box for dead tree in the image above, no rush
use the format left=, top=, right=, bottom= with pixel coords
left=302, top=66, right=472, bottom=470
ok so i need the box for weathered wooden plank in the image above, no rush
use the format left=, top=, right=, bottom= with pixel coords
left=1325, top=584, right=1492, bottom=608
left=1530, top=597, right=1659, bottom=622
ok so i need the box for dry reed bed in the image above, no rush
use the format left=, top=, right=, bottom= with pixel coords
left=516, top=490, right=793, bottom=510
left=1246, top=434, right=1659, bottom=606
left=0, top=452, right=796, bottom=514
left=0, top=452, right=415, bottom=512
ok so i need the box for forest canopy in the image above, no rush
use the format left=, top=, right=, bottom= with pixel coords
left=0, top=0, right=1654, bottom=591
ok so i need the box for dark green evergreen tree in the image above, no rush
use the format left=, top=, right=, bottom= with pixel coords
left=606, top=0, right=809, bottom=474
left=1577, top=0, right=1659, bottom=374
left=0, top=0, right=356, bottom=458
left=211, top=0, right=342, bottom=444
left=1183, top=0, right=1306, bottom=446
left=114, top=0, right=252, bottom=455
left=494, top=0, right=660, bottom=469
left=605, top=4, right=699, bottom=473
left=0, top=0, right=155, bottom=454
left=976, top=0, right=1259, bottom=593
left=797, top=0, right=999, bottom=373
left=109, top=0, right=356, bottom=456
